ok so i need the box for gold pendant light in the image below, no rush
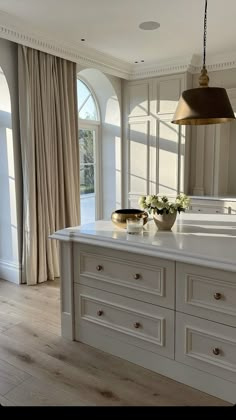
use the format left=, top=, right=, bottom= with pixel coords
left=172, top=0, right=235, bottom=126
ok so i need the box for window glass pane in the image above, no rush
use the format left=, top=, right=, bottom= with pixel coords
left=80, top=165, right=95, bottom=195
left=80, top=164, right=96, bottom=224
left=79, top=129, right=95, bottom=165
left=77, top=79, right=90, bottom=110
left=79, top=95, right=98, bottom=121
left=80, top=192, right=96, bottom=225
left=79, top=127, right=96, bottom=225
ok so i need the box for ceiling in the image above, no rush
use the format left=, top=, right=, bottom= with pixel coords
left=0, top=0, right=236, bottom=67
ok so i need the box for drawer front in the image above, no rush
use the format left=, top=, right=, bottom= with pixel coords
left=74, top=245, right=175, bottom=308
left=188, top=199, right=230, bottom=214
left=188, top=205, right=227, bottom=214
left=176, top=312, right=236, bottom=383
left=75, top=284, right=174, bottom=359
left=176, top=263, right=236, bottom=327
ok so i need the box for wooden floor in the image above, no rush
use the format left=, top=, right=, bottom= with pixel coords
left=0, top=279, right=231, bottom=406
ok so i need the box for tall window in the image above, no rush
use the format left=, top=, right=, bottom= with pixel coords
left=77, top=79, right=100, bottom=225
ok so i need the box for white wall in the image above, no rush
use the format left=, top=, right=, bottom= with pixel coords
left=123, top=73, right=191, bottom=208
left=0, top=38, right=22, bottom=284
left=78, top=66, right=122, bottom=220
left=228, top=121, right=236, bottom=195
left=76, top=62, right=236, bottom=217
left=190, top=68, right=236, bottom=197
left=193, top=68, right=236, bottom=90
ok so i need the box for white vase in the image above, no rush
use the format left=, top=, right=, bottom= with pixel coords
left=153, top=212, right=177, bottom=231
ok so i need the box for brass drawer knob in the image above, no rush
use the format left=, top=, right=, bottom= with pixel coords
left=97, top=310, right=103, bottom=317
left=214, top=292, right=222, bottom=300
left=96, top=265, right=103, bottom=272
left=134, top=322, right=141, bottom=329
left=212, top=347, right=220, bottom=356
left=133, top=273, right=140, bottom=280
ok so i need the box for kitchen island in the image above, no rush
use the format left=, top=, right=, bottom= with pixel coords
left=51, top=213, right=236, bottom=403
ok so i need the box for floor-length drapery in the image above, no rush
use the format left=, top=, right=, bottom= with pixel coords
left=18, top=45, right=80, bottom=284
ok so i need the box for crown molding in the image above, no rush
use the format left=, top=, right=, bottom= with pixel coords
left=204, top=52, right=236, bottom=73
left=128, top=53, right=236, bottom=80
left=128, top=55, right=199, bottom=80
left=0, top=10, right=236, bottom=81
left=0, top=10, right=132, bottom=79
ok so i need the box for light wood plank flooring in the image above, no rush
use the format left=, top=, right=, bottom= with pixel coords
left=0, top=278, right=231, bottom=406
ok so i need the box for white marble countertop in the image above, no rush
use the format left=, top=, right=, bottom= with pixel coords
left=51, top=213, right=236, bottom=272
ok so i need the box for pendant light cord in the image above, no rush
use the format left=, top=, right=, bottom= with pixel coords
left=203, top=0, right=208, bottom=68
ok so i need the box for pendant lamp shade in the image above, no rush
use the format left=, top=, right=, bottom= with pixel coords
left=172, top=0, right=235, bottom=126
left=172, top=86, right=235, bottom=126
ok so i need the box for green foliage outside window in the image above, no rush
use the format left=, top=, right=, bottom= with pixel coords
left=79, top=129, right=95, bottom=195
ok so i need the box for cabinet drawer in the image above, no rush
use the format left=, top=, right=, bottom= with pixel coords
left=188, top=205, right=227, bottom=214
left=75, top=284, right=174, bottom=359
left=74, top=245, right=175, bottom=309
left=176, top=263, right=236, bottom=327
left=176, top=312, right=236, bottom=383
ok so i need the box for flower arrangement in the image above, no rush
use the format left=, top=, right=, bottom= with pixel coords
left=138, top=193, right=190, bottom=215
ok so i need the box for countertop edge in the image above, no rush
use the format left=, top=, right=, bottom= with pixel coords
left=50, top=230, right=236, bottom=273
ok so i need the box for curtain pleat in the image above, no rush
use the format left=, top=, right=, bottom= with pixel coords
left=18, top=46, right=80, bottom=285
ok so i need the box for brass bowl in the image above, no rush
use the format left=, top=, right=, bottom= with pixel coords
left=111, top=209, right=149, bottom=229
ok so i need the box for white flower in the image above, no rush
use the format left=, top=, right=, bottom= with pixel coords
left=145, top=195, right=153, bottom=206
left=138, top=193, right=190, bottom=214
left=138, top=196, right=146, bottom=208
left=151, top=197, right=159, bottom=208
left=156, top=202, right=165, bottom=210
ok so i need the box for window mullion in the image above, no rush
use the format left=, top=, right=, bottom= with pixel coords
left=78, top=93, right=91, bottom=114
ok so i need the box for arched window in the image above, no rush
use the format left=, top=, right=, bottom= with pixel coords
left=78, top=79, right=99, bottom=121
left=0, top=65, right=21, bottom=283
left=77, top=79, right=100, bottom=225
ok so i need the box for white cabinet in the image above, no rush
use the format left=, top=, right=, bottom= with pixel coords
left=176, top=262, right=236, bottom=387
left=188, top=204, right=231, bottom=214
left=71, top=244, right=236, bottom=403
left=176, top=312, right=236, bottom=383
left=188, top=197, right=236, bottom=214
left=74, top=244, right=175, bottom=360
left=53, top=216, right=236, bottom=404
left=75, top=284, right=175, bottom=359
left=74, top=244, right=175, bottom=308
left=176, top=263, right=236, bottom=327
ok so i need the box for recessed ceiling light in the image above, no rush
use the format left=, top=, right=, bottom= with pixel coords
left=141, top=60, right=145, bottom=63
left=134, top=61, right=139, bottom=63
left=139, top=21, right=160, bottom=30
left=81, top=38, right=85, bottom=41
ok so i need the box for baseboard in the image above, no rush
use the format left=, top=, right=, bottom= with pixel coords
left=0, top=259, right=22, bottom=284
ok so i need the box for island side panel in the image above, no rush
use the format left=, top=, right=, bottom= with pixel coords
left=60, top=241, right=75, bottom=340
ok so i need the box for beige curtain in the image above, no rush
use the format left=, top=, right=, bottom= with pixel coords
left=18, top=45, right=80, bottom=285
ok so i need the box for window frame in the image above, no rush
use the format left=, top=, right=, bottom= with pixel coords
left=78, top=77, right=102, bottom=221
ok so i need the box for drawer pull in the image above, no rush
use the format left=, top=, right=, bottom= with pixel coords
left=212, top=347, right=220, bottom=356
left=214, top=292, right=222, bottom=300
left=133, top=322, right=141, bottom=329
left=96, top=265, right=103, bottom=272
left=97, top=310, right=103, bottom=317
left=133, top=273, right=140, bottom=280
